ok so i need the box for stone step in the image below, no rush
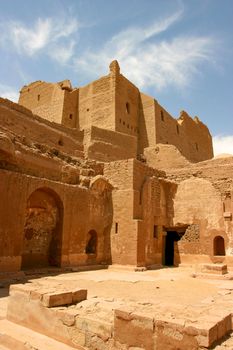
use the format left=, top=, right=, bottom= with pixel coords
left=0, top=320, right=86, bottom=350
left=0, top=333, right=29, bottom=350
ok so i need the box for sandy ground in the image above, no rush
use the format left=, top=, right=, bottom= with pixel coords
left=0, top=267, right=230, bottom=316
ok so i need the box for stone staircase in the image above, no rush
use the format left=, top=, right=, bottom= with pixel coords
left=0, top=319, right=84, bottom=350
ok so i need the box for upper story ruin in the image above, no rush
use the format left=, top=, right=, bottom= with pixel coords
left=19, top=60, right=213, bottom=164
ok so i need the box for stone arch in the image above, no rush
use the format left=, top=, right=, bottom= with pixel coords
left=90, top=176, right=113, bottom=194
left=21, top=187, right=63, bottom=269
left=213, top=236, right=225, bottom=256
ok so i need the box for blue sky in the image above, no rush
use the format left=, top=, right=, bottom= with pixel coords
left=0, top=0, right=232, bottom=155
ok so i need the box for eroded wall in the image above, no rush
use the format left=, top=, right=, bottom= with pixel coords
left=79, top=75, right=115, bottom=131
left=19, top=81, right=79, bottom=128
left=172, top=177, right=233, bottom=265
left=0, top=169, right=113, bottom=272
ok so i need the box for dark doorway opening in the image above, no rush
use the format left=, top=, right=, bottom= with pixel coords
left=214, top=236, right=225, bottom=256
left=165, top=231, right=182, bottom=266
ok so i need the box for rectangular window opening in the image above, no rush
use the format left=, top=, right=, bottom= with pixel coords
left=153, top=225, right=158, bottom=239
left=161, top=110, right=164, bottom=121
left=115, top=222, right=118, bottom=234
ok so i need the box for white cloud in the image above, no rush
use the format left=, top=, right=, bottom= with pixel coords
left=49, top=40, right=76, bottom=64
left=1, top=16, right=79, bottom=62
left=10, top=18, right=52, bottom=55
left=74, top=9, right=216, bottom=91
left=0, top=84, right=19, bottom=102
left=213, top=135, right=233, bottom=156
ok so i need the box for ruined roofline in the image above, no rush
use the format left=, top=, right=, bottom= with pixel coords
left=17, top=59, right=213, bottom=163
left=20, top=79, right=74, bottom=94
left=19, top=59, right=210, bottom=134
left=140, top=91, right=211, bottom=136
left=0, top=97, right=83, bottom=139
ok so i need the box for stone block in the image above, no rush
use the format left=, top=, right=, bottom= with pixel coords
left=114, top=309, right=154, bottom=350
left=200, top=264, right=227, bottom=275
left=194, top=322, right=218, bottom=347
left=42, top=291, right=73, bottom=307
left=72, top=289, right=87, bottom=304
left=155, top=319, right=198, bottom=350
left=76, top=316, right=113, bottom=341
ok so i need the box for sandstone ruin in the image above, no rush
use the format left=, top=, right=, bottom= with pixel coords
left=0, top=61, right=232, bottom=349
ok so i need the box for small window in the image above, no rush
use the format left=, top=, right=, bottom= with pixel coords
left=176, top=125, right=179, bottom=134
left=153, top=225, right=158, bottom=239
left=195, top=142, right=198, bottom=151
left=161, top=110, right=164, bottom=121
left=87, top=108, right=89, bottom=112
left=69, top=114, right=73, bottom=120
left=126, top=102, right=130, bottom=114
left=123, top=121, right=125, bottom=125
left=115, top=223, right=118, bottom=234
left=119, top=119, right=121, bottom=123
left=37, top=94, right=40, bottom=102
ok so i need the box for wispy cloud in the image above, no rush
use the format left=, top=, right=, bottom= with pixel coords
left=48, top=40, right=76, bottom=65
left=213, top=135, right=233, bottom=156
left=0, top=84, right=19, bottom=102
left=74, top=9, right=216, bottom=91
left=0, top=16, right=79, bottom=64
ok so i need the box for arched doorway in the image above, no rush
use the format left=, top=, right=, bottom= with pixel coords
left=21, top=188, right=63, bottom=269
left=85, top=230, right=97, bottom=255
left=214, top=236, right=225, bottom=256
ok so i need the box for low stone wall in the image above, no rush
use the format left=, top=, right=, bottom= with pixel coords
left=6, top=283, right=233, bottom=350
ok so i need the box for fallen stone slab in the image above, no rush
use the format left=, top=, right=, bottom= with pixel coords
left=9, top=284, right=87, bottom=307
left=42, top=291, right=73, bottom=307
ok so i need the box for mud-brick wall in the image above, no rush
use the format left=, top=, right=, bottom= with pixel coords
left=86, top=126, right=137, bottom=162
left=172, top=177, right=232, bottom=265
left=104, top=160, right=138, bottom=265
left=61, top=89, right=79, bottom=129
left=115, top=74, right=140, bottom=137
left=155, top=106, right=213, bottom=163
left=19, top=82, right=65, bottom=124
left=131, top=159, right=162, bottom=220
left=138, top=93, right=156, bottom=154
left=79, top=75, right=115, bottom=131
left=0, top=169, right=114, bottom=271
left=155, top=102, right=184, bottom=152
left=0, top=100, right=84, bottom=160
left=182, top=113, right=213, bottom=162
